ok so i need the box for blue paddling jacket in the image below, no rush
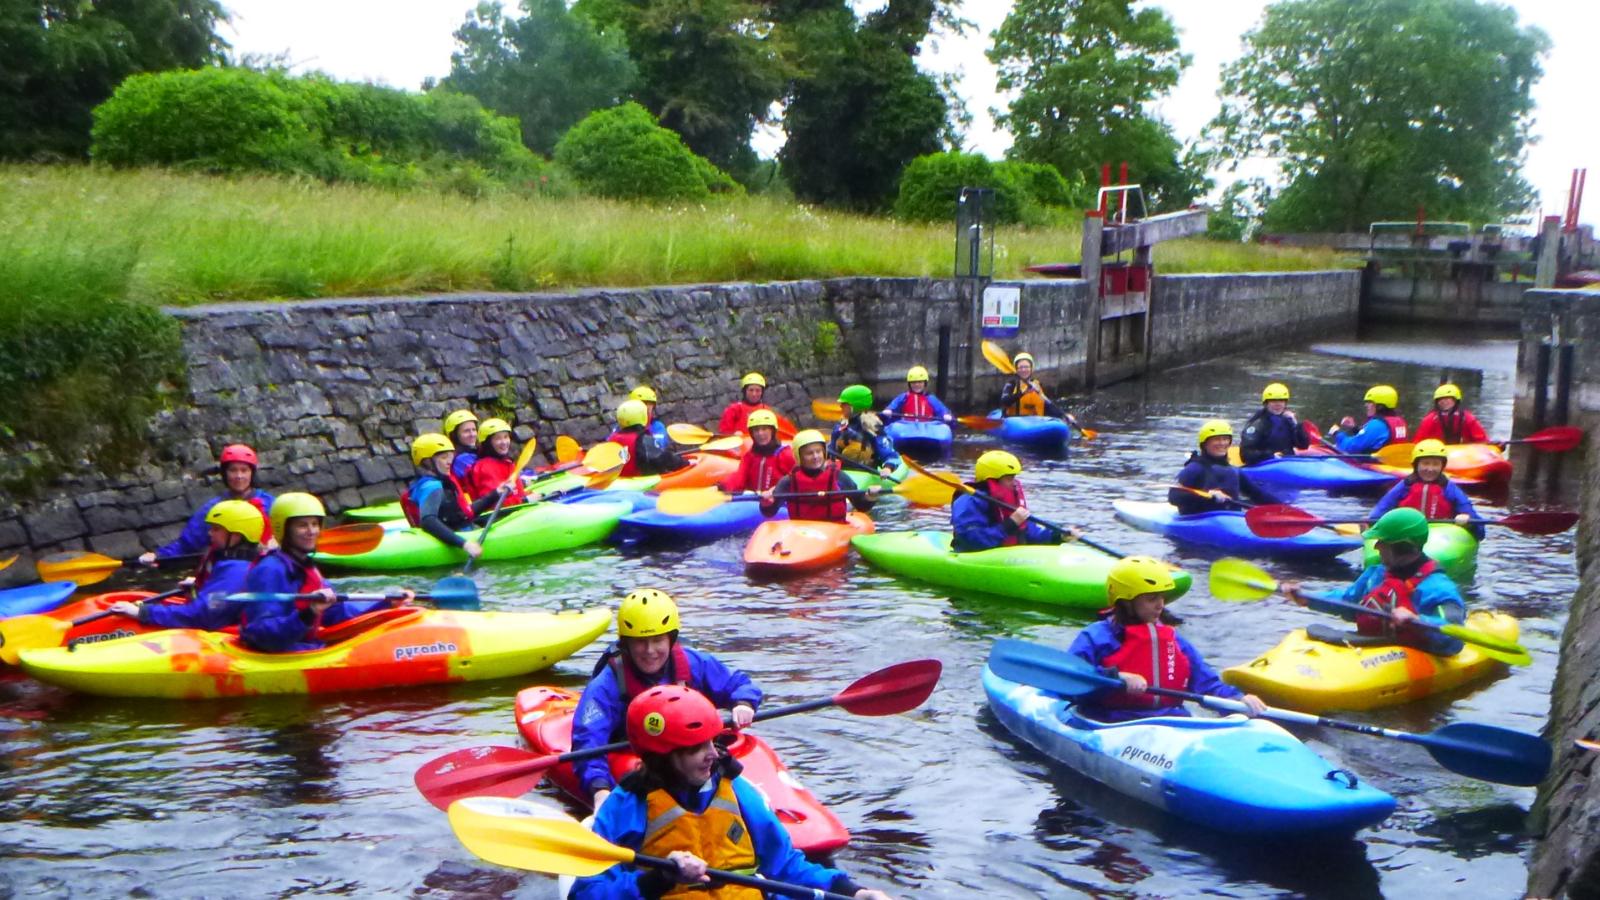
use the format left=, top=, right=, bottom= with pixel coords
left=648, top=419, right=669, bottom=449
left=1306, top=559, right=1466, bottom=656
left=138, top=557, right=252, bottom=631
left=1332, top=418, right=1393, bottom=454
left=237, top=550, right=367, bottom=652
left=156, top=490, right=274, bottom=559
left=950, top=488, right=1058, bottom=551
left=1067, top=619, right=1243, bottom=722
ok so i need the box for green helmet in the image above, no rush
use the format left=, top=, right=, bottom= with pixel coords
left=838, top=384, right=873, bottom=411
left=1367, top=507, right=1430, bottom=547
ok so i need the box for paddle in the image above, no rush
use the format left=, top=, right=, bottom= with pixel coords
left=698, top=435, right=747, bottom=454
left=0, top=554, right=15, bottom=572
left=979, top=340, right=1098, bottom=439
left=900, top=456, right=1122, bottom=557
left=35, top=524, right=386, bottom=586
left=225, top=578, right=481, bottom=611
left=668, top=422, right=715, bottom=445
left=554, top=435, right=582, bottom=464
left=0, top=585, right=190, bottom=664
left=463, top=439, right=541, bottom=575
left=1501, top=425, right=1583, bottom=451
left=1243, top=503, right=1577, bottom=538
left=1206, top=557, right=1530, bottom=663
left=413, top=659, right=941, bottom=810
left=987, top=638, right=1551, bottom=786
left=654, top=475, right=955, bottom=517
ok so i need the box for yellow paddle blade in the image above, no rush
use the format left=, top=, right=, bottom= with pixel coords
left=811, top=398, right=845, bottom=422
left=0, top=614, right=72, bottom=665
left=700, top=435, right=746, bottom=453
left=1227, top=445, right=1244, bottom=467
left=655, top=487, right=735, bottom=517
left=0, top=553, right=16, bottom=572
left=1332, top=523, right=1363, bottom=536
left=667, top=423, right=713, bottom=446
left=1208, top=557, right=1279, bottom=603
left=555, top=435, right=582, bottom=464
left=510, top=437, right=540, bottom=484
left=1374, top=443, right=1414, bottom=468
left=1438, top=624, right=1531, bottom=666
left=981, top=340, right=1017, bottom=375
left=893, top=471, right=959, bottom=506
left=36, top=551, right=120, bottom=586
left=449, top=797, right=631, bottom=877
left=900, top=455, right=974, bottom=496
left=582, top=441, right=626, bottom=474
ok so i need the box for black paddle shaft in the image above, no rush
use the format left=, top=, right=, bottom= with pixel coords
left=963, top=489, right=1124, bottom=557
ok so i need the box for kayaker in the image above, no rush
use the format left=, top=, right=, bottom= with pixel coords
left=611, top=400, right=689, bottom=477
left=759, top=430, right=880, bottom=522
left=108, top=499, right=262, bottom=630
left=998, top=352, right=1064, bottom=418
left=718, top=409, right=794, bottom=493
left=571, top=685, right=896, bottom=900
left=404, top=433, right=507, bottom=560
left=718, top=372, right=770, bottom=435
left=1282, top=507, right=1468, bottom=656
left=1368, top=439, right=1484, bottom=540
left=238, top=492, right=411, bottom=653
left=443, top=409, right=481, bottom=482
left=1414, top=384, right=1489, bottom=444
left=1329, top=385, right=1409, bottom=453
left=951, top=450, right=1075, bottom=551
left=1169, top=421, right=1268, bottom=515
left=882, top=365, right=954, bottom=424
left=1238, top=382, right=1311, bottom=464
left=464, top=418, right=529, bottom=507
left=137, top=444, right=273, bottom=567
left=829, top=384, right=900, bottom=478
left=1068, top=556, right=1267, bottom=722
left=570, top=590, right=763, bottom=810
left=630, top=385, right=671, bottom=448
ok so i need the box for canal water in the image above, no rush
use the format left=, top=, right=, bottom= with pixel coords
left=0, top=330, right=1573, bottom=898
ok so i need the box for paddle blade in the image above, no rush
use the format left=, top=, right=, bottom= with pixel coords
left=699, top=435, right=746, bottom=454
left=667, top=423, right=712, bottom=446
left=987, top=638, right=1119, bottom=697
left=956, top=414, right=1002, bottom=432
left=450, top=798, right=633, bottom=876
left=1418, top=722, right=1552, bottom=787
left=899, top=456, right=972, bottom=496
left=315, top=523, right=385, bottom=556
left=429, top=576, right=481, bottom=610
left=511, top=438, right=540, bottom=481
left=833, top=659, right=942, bottom=715
left=35, top=551, right=120, bottom=586
left=555, top=435, right=582, bottom=464
left=1207, top=557, right=1279, bottom=602
left=1436, top=626, right=1531, bottom=666
left=811, top=398, right=845, bottom=422
left=893, top=472, right=959, bottom=507
left=0, top=553, right=15, bottom=572
left=774, top=414, right=798, bottom=441
left=1373, top=443, right=1414, bottom=468
left=582, top=441, right=627, bottom=474
left=656, top=487, right=739, bottom=517
left=1499, top=511, right=1579, bottom=536
left=0, top=614, right=71, bottom=665
left=1513, top=425, right=1583, bottom=452
left=980, top=340, right=1017, bottom=374
left=415, top=745, right=555, bottom=810
left=1244, top=504, right=1321, bottom=538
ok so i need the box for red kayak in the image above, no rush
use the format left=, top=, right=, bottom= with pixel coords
left=35, top=590, right=167, bottom=648
left=513, top=685, right=851, bottom=854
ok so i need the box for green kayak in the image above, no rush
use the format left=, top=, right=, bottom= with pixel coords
left=1361, top=522, right=1478, bottom=580
left=317, top=500, right=631, bottom=571
left=850, top=531, right=1192, bottom=608
left=339, top=472, right=658, bottom=524
left=344, top=500, right=403, bottom=523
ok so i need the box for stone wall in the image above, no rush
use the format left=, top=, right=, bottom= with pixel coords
left=1147, top=270, right=1360, bottom=371
left=1363, top=275, right=1526, bottom=327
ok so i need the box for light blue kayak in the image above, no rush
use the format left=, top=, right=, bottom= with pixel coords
left=1113, top=500, right=1362, bottom=560
left=986, top=411, right=1070, bottom=450
left=0, top=581, right=78, bottom=618
left=616, top=500, right=788, bottom=545
left=885, top=418, right=953, bottom=457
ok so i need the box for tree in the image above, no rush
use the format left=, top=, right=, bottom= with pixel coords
left=1209, top=0, right=1548, bottom=233
left=0, top=0, right=230, bottom=160
left=987, top=0, right=1196, bottom=209
left=441, top=0, right=637, bottom=155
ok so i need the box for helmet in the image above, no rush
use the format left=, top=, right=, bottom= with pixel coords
left=1411, top=438, right=1449, bottom=464
left=626, top=685, right=721, bottom=755
left=630, top=385, right=659, bottom=404
left=746, top=409, right=779, bottom=431
left=1106, top=556, right=1179, bottom=605
left=906, top=365, right=930, bottom=383
left=218, top=444, right=258, bottom=469
left=205, top=499, right=265, bottom=544
left=1367, top=507, right=1430, bottom=547
left=1261, top=383, right=1291, bottom=402
left=411, top=433, right=454, bottom=467
left=1363, top=385, right=1399, bottom=408
left=974, top=450, right=1022, bottom=483
left=478, top=418, right=512, bottom=441
left=269, top=491, right=325, bottom=539
left=443, top=409, right=479, bottom=437
left=791, top=429, right=827, bottom=451
left=1433, top=384, right=1462, bottom=402
left=1013, top=352, right=1035, bottom=367
left=838, top=384, right=873, bottom=411
left=1197, top=419, right=1234, bottom=446
left=740, top=372, right=767, bottom=389
left=617, top=588, right=680, bottom=638
left=617, top=399, right=649, bottom=428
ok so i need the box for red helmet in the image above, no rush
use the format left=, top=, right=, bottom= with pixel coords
left=626, top=685, right=722, bottom=755
left=219, top=444, right=258, bottom=469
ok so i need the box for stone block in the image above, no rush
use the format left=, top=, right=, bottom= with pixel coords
left=84, top=505, right=142, bottom=533
left=24, top=501, right=87, bottom=545
left=88, top=529, right=144, bottom=559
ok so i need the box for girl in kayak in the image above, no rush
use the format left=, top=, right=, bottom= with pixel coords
left=138, top=444, right=273, bottom=567
left=109, top=499, right=263, bottom=630
left=611, top=400, right=689, bottom=477
left=760, top=430, right=880, bottom=522
left=404, top=433, right=506, bottom=560
left=1283, top=507, right=1468, bottom=656
left=718, top=372, right=770, bottom=434
left=443, top=409, right=480, bottom=482
left=718, top=409, right=794, bottom=493
left=882, top=365, right=954, bottom=424
left=1238, top=382, right=1311, bottom=464
left=1329, top=385, right=1409, bottom=453
left=1414, top=383, right=1489, bottom=444
left=573, top=685, right=895, bottom=900
left=952, top=450, right=1072, bottom=551
left=1368, top=439, right=1484, bottom=540
left=1169, top=420, right=1274, bottom=515
left=1069, top=556, right=1267, bottom=722
left=998, top=351, right=1064, bottom=418
left=829, top=384, right=900, bottom=478
left=629, top=385, right=671, bottom=449
left=464, top=418, right=529, bottom=507
left=570, top=590, right=763, bottom=810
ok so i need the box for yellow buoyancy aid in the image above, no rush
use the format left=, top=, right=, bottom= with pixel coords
left=643, top=776, right=760, bottom=898
left=1006, top=379, right=1047, bottom=417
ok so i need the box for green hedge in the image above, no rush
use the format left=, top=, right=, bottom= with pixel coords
left=554, top=103, right=739, bottom=201
left=894, top=152, right=1087, bottom=225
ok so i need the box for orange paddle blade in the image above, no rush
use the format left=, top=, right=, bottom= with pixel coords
left=956, top=415, right=1002, bottom=432
left=811, top=399, right=845, bottom=422
left=315, top=524, right=385, bottom=555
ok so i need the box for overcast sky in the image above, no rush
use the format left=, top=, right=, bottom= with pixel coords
left=221, top=0, right=1594, bottom=220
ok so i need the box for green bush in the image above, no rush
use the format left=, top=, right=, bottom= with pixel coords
left=554, top=103, right=739, bottom=201
left=996, top=160, right=1087, bottom=210
left=893, top=152, right=1029, bottom=224
left=90, top=68, right=312, bottom=172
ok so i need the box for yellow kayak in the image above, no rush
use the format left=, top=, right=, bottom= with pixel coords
left=1221, top=611, right=1519, bottom=713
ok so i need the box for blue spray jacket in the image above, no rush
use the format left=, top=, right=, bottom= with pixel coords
left=139, top=557, right=252, bottom=631
left=236, top=551, right=366, bottom=652
left=156, top=490, right=274, bottom=559
left=1333, top=418, right=1393, bottom=454
left=1305, top=562, right=1466, bottom=656
left=950, top=489, right=1058, bottom=551
left=1066, top=619, right=1243, bottom=722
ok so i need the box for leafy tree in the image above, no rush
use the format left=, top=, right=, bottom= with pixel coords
left=441, top=0, right=637, bottom=155
left=554, top=101, right=737, bottom=200
left=0, top=0, right=230, bottom=160
left=1210, top=0, right=1548, bottom=232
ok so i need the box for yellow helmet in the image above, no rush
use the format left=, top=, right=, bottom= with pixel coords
left=1364, top=385, right=1399, bottom=408
left=1012, top=352, right=1035, bottom=367
left=1106, top=555, right=1178, bottom=605
left=1433, top=383, right=1462, bottom=402
left=974, top=450, right=1022, bottom=483
left=747, top=409, right=779, bottom=430
left=630, top=385, right=658, bottom=404
left=617, top=399, right=649, bottom=428
left=617, top=589, right=680, bottom=638
left=1261, top=382, right=1291, bottom=402
left=791, top=429, right=827, bottom=451
left=443, top=409, right=478, bottom=437
left=740, top=372, right=767, bottom=389
left=906, top=365, right=930, bottom=383
left=478, top=418, right=512, bottom=441
left=205, top=499, right=265, bottom=544
left=1411, top=438, right=1449, bottom=464
left=269, top=491, right=325, bottom=539
left=1197, top=419, right=1234, bottom=446
left=411, top=433, right=454, bottom=467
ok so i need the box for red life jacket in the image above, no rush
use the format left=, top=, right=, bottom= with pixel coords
left=979, top=479, right=1027, bottom=546
left=725, top=444, right=795, bottom=493
left=467, top=454, right=528, bottom=505
left=1433, top=409, right=1481, bottom=444
left=1100, top=622, right=1190, bottom=710
left=607, top=643, right=694, bottom=702
left=787, top=463, right=848, bottom=522
left=1399, top=477, right=1456, bottom=519
left=901, top=391, right=933, bottom=419
left=718, top=401, right=769, bottom=435
left=400, top=473, right=474, bottom=528
left=1356, top=559, right=1438, bottom=638
left=1381, top=414, right=1410, bottom=444
left=608, top=429, right=643, bottom=477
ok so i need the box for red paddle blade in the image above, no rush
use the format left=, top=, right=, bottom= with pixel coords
left=1515, top=425, right=1583, bottom=453
left=1244, top=504, right=1321, bottom=538
left=833, top=659, right=941, bottom=716
left=1302, top=419, right=1322, bottom=442
left=414, top=745, right=556, bottom=811
left=1500, top=511, right=1579, bottom=536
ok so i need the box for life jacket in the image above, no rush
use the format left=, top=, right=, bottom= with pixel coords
left=467, top=454, right=527, bottom=505
left=831, top=418, right=881, bottom=467
left=642, top=776, right=760, bottom=899
left=1433, top=409, right=1469, bottom=444
left=1357, top=559, right=1438, bottom=638
left=900, top=391, right=934, bottom=419
left=731, top=443, right=794, bottom=493
left=1100, top=622, right=1190, bottom=710
left=601, top=642, right=695, bottom=704
left=608, top=429, right=643, bottom=477
left=787, top=463, right=848, bottom=522
left=1399, top=477, right=1456, bottom=519
left=238, top=549, right=328, bottom=625
left=401, top=472, right=475, bottom=528
left=192, top=543, right=259, bottom=593
left=719, top=401, right=768, bottom=435
left=242, top=494, right=274, bottom=543
left=978, top=479, right=1027, bottom=546
left=1379, top=414, right=1410, bottom=445
left=1002, top=378, right=1047, bottom=417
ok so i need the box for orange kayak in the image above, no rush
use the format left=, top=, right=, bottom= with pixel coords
left=1361, top=442, right=1512, bottom=486
left=653, top=452, right=740, bottom=491
left=744, top=511, right=874, bottom=576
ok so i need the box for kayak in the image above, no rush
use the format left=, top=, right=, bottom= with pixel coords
left=19, top=590, right=159, bottom=649
left=616, top=500, right=787, bottom=545
left=514, top=685, right=850, bottom=854
left=343, top=500, right=404, bottom=523
left=885, top=419, right=953, bottom=457
left=1221, top=610, right=1519, bottom=712
left=987, top=411, right=1070, bottom=450
left=340, top=470, right=659, bottom=523
left=1237, top=455, right=1397, bottom=494
left=560, top=489, right=658, bottom=514
left=1112, top=500, right=1362, bottom=561
left=744, top=511, right=874, bottom=576
left=652, top=453, right=739, bottom=491
left=18, top=607, right=611, bottom=698
left=316, top=501, right=630, bottom=570
left=1361, top=443, right=1512, bottom=485
left=851, top=531, right=1192, bottom=608
left=983, top=666, right=1394, bottom=834
left=0, top=581, right=77, bottom=619
left=1361, top=522, right=1479, bottom=580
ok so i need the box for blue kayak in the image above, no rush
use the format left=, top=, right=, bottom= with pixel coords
left=1112, top=500, right=1362, bottom=560
left=558, top=489, right=658, bottom=514
left=616, top=500, right=788, bottom=545
left=982, top=666, right=1394, bottom=834
left=0, top=581, right=78, bottom=618
left=1237, top=455, right=1397, bottom=494
left=884, top=418, right=952, bottom=457
left=986, top=411, right=1070, bottom=450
